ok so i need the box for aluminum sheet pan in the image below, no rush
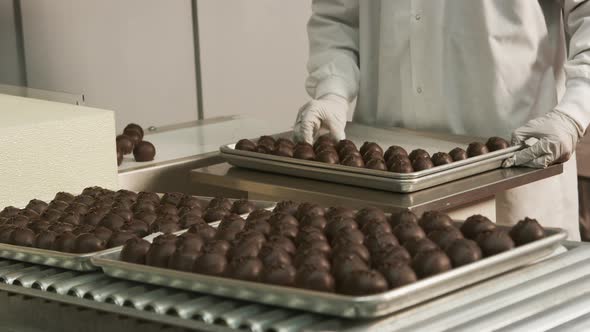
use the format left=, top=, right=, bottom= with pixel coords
left=220, top=124, right=522, bottom=192
left=0, top=197, right=275, bottom=272
left=92, top=225, right=567, bottom=318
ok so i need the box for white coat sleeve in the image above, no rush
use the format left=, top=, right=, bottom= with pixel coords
left=305, top=0, right=360, bottom=102
left=556, top=0, right=590, bottom=133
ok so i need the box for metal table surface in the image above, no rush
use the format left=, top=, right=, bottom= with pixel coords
left=189, top=162, right=563, bottom=215
left=0, top=242, right=588, bottom=332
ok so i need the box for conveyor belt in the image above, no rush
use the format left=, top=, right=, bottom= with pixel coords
left=0, top=242, right=589, bottom=332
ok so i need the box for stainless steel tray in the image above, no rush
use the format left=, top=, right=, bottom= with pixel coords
left=91, top=225, right=567, bottom=318
left=220, top=123, right=522, bottom=192
left=0, top=197, right=276, bottom=272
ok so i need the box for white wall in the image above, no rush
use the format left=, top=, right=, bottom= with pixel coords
left=197, top=0, right=312, bottom=128
left=0, top=0, right=25, bottom=86
left=19, top=0, right=199, bottom=131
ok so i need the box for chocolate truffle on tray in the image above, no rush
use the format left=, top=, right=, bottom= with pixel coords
left=412, top=157, right=434, bottom=171
left=449, top=147, right=468, bottom=161
left=133, top=141, right=156, bottom=162
left=486, top=136, right=510, bottom=152
left=476, top=230, right=515, bottom=256
left=446, top=238, right=482, bottom=267
left=431, top=152, right=454, bottom=166
left=509, top=217, right=545, bottom=246
left=366, top=158, right=387, bottom=171
left=235, top=139, right=257, bottom=152
left=466, top=142, right=489, bottom=157
left=460, top=214, right=496, bottom=239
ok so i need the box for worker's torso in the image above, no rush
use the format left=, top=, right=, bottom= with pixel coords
left=354, top=0, right=567, bottom=138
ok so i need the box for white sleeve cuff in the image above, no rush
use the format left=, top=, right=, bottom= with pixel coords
left=306, top=75, right=357, bottom=102
left=555, top=77, right=590, bottom=134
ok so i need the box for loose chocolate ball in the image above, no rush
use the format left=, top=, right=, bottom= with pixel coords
left=446, top=239, right=482, bottom=267
left=466, top=142, right=489, bottom=157
left=296, top=267, right=335, bottom=292
left=202, top=240, right=231, bottom=255
left=74, top=233, right=107, bottom=253
left=419, top=211, right=454, bottom=233
left=365, top=232, right=400, bottom=254
left=124, top=123, right=144, bottom=139
left=187, top=223, right=217, bottom=240
left=120, top=238, right=151, bottom=264
left=235, top=139, right=257, bottom=152
left=116, top=135, right=134, bottom=155
left=107, top=231, right=138, bottom=248
left=168, top=249, right=201, bottom=272
left=316, top=150, right=340, bottom=164
left=273, top=145, right=294, bottom=158
left=133, top=141, right=156, bottom=162
left=476, top=230, right=515, bottom=256
left=332, top=254, right=369, bottom=280
left=390, top=210, right=419, bottom=228
left=230, top=199, right=256, bottom=215
left=365, top=158, right=387, bottom=171
left=146, top=242, right=177, bottom=268
left=332, top=243, right=371, bottom=263
left=460, top=215, right=496, bottom=239
left=404, top=238, right=439, bottom=257
left=9, top=227, right=35, bottom=247
left=384, top=146, right=409, bottom=161
left=412, top=157, right=434, bottom=171
left=194, top=253, right=227, bottom=276
left=52, top=232, right=77, bottom=253
left=431, top=152, right=454, bottom=166
left=412, top=249, right=452, bottom=278
left=313, top=135, right=336, bottom=150
left=338, top=269, right=389, bottom=295
left=355, top=207, right=387, bottom=227
left=379, top=261, right=418, bottom=288
left=372, top=245, right=412, bottom=268
left=361, top=220, right=392, bottom=238
left=449, top=147, right=468, bottom=161
left=325, top=217, right=358, bottom=240
left=93, top=227, right=114, bottom=242
left=35, top=230, right=58, bottom=250
left=486, top=136, right=510, bottom=152
left=363, top=150, right=384, bottom=162
left=124, top=128, right=142, bottom=145
left=509, top=217, right=546, bottom=246
left=428, top=228, right=464, bottom=250
left=259, top=245, right=292, bottom=266
left=409, top=149, right=430, bottom=162
left=273, top=200, right=299, bottom=215
left=293, top=146, right=316, bottom=160
left=261, top=263, right=296, bottom=286
left=393, top=221, right=426, bottom=244
left=227, top=257, right=263, bottom=281
left=257, top=135, right=276, bottom=150
left=360, top=142, right=383, bottom=156
left=341, top=154, right=365, bottom=168
left=389, top=159, right=414, bottom=173
left=203, top=207, right=231, bottom=223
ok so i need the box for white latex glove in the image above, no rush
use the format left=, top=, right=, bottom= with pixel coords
left=293, top=94, right=349, bottom=144
left=502, top=110, right=584, bottom=168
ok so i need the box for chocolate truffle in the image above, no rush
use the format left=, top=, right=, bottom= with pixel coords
left=179, top=196, right=204, bottom=209
left=294, top=250, right=331, bottom=270
left=73, top=224, right=95, bottom=235
left=365, top=232, right=399, bottom=254
left=52, top=232, right=77, bottom=253
left=299, top=240, right=332, bottom=256
left=466, top=142, right=489, bottom=157
left=460, top=215, right=496, bottom=239
left=134, top=210, right=157, bottom=225
left=486, top=136, right=510, bottom=152
left=325, top=217, right=358, bottom=240
left=47, top=200, right=69, bottom=212
left=48, top=223, right=74, bottom=234
left=431, top=152, right=454, bottom=166
left=296, top=267, right=335, bottom=292
left=124, top=123, right=144, bottom=139
left=177, top=233, right=205, bottom=252
left=179, top=214, right=205, bottom=229
left=259, top=245, right=292, bottom=266
left=98, top=213, right=126, bottom=231
left=294, top=142, right=313, bottom=151
left=355, top=207, right=387, bottom=227
left=412, top=157, right=434, bottom=171
left=360, top=142, right=383, bottom=156
left=194, top=253, right=227, bottom=276
left=26, top=199, right=48, bottom=215
left=332, top=243, right=371, bottom=263
left=446, top=239, right=482, bottom=267
left=202, top=239, right=231, bottom=255
left=227, top=257, right=263, bottom=281
left=9, top=227, right=35, bottom=247
left=230, top=199, right=256, bottom=215
left=390, top=210, right=419, bottom=228
left=363, top=150, right=384, bottom=162
left=296, top=226, right=327, bottom=243
left=409, top=149, right=430, bottom=162
left=207, top=197, right=233, bottom=210
left=384, top=146, right=409, bottom=161
left=428, top=228, right=464, bottom=250
left=0, top=226, right=15, bottom=243
left=257, top=135, right=276, bottom=151
left=116, top=135, right=134, bottom=155
left=389, top=159, right=414, bottom=173
left=133, top=141, right=156, bottom=162
left=156, top=204, right=178, bottom=217
left=273, top=200, right=299, bottom=215
left=338, top=145, right=360, bottom=160
left=146, top=242, right=177, bottom=268
left=187, top=223, right=217, bottom=240
left=316, top=150, right=340, bottom=164
left=365, top=158, right=387, bottom=171
left=275, top=138, right=295, bottom=149
left=93, top=227, right=114, bottom=242
left=107, top=231, right=138, bottom=247
left=449, top=147, right=468, bottom=161
left=235, top=139, right=257, bottom=152
left=509, top=217, right=545, bottom=246
left=246, top=209, right=273, bottom=222
left=476, top=230, right=515, bottom=256
left=266, top=236, right=296, bottom=255
left=336, top=139, right=357, bottom=153
left=293, top=146, right=316, bottom=160
left=124, top=128, right=142, bottom=145
left=5, top=215, right=30, bottom=228
left=35, top=230, right=58, bottom=250
left=74, top=233, right=107, bottom=253
left=168, top=249, right=201, bottom=272
left=325, top=206, right=356, bottom=221
left=120, top=238, right=151, bottom=264
left=203, top=207, right=231, bottom=223
left=255, top=145, right=272, bottom=154
left=393, top=221, right=426, bottom=244
left=404, top=238, right=439, bottom=257
left=270, top=223, right=298, bottom=240
left=332, top=254, right=369, bottom=280
left=373, top=245, right=412, bottom=268
left=313, top=135, right=336, bottom=150
left=412, top=249, right=452, bottom=278
left=300, top=215, right=328, bottom=230
left=418, top=211, right=454, bottom=233
left=361, top=220, right=392, bottom=238
left=218, top=214, right=246, bottom=234
left=150, top=221, right=181, bottom=234
left=54, top=192, right=76, bottom=203
left=261, top=263, right=296, bottom=286
left=341, top=154, right=365, bottom=168
left=273, top=145, right=294, bottom=158
left=295, top=203, right=325, bottom=220
left=314, top=142, right=337, bottom=155
left=338, top=269, right=388, bottom=295
left=379, top=261, right=417, bottom=288
left=244, top=219, right=271, bottom=235
left=0, top=206, right=21, bottom=218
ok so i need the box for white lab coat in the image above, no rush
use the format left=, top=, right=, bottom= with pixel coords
left=305, top=1, right=590, bottom=240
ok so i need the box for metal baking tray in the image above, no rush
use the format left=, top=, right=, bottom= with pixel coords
left=0, top=197, right=275, bottom=271
left=220, top=123, right=522, bottom=192
left=91, top=225, right=567, bottom=318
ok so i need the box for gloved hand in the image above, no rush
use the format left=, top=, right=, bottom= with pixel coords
left=293, top=94, right=349, bottom=144
left=502, top=110, right=584, bottom=168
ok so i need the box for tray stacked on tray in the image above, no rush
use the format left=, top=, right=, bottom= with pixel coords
left=92, top=200, right=566, bottom=318
left=0, top=186, right=274, bottom=271
left=220, top=123, right=523, bottom=192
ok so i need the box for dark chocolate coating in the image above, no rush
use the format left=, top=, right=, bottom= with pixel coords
left=124, top=123, right=144, bottom=139
left=296, top=268, right=335, bottom=292
left=300, top=215, right=328, bottom=230
left=295, top=203, right=325, bottom=220
left=134, top=210, right=157, bottom=225
left=230, top=199, right=256, bottom=215
left=177, top=233, right=205, bottom=252
left=389, top=159, right=414, bottom=173
left=446, top=239, right=482, bottom=267
left=179, top=196, right=204, bottom=209
left=187, top=223, right=217, bottom=240
left=83, top=211, right=104, bottom=226
left=160, top=192, right=183, bottom=206
left=259, top=246, right=292, bottom=266
left=107, top=231, right=138, bottom=248
left=244, top=219, right=271, bottom=235
left=146, top=242, right=177, bottom=268
left=418, top=211, right=454, bottom=233
left=257, top=135, right=276, bottom=151
left=54, top=192, right=76, bottom=203
left=58, top=212, right=81, bottom=226
left=316, top=150, right=340, bottom=164
left=73, top=224, right=95, bottom=235
left=431, top=152, right=454, bottom=166
left=218, top=214, right=246, bottom=234
left=273, top=200, right=299, bottom=215
left=207, top=197, right=233, bottom=210
left=412, top=249, right=452, bottom=278
left=361, top=220, right=392, bottom=238
left=298, top=240, right=332, bottom=256
left=266, top=236, right=296, bottom=255
left=404, top=238, right=439, bottom=257
left=332, top=243, right=371, bottom=263
left=235, top=139, right=257, bottom=152
left=26, top=199, right=48, bottom=214
left=365, top=158, right=387, bottom=171
left=333, top=228, right=365, bottom=246
left=168, top=249, right=201, bottom=272
left=202, top=239, right=231, bottom=255
left=275, top=138, right=295, bottom=149
left=363, top=150, right=384, bottom=162
left=409, top=149, right=430, bottom=162
left=227, top=257, right=263, bottom=281
left=360, top=142, right=383, bottom=157
left=393, top=221, right=426, bottom=244
left=341, top=154, right=365, bottom=168
left=116, top=135, right=134, bottom=155
left=133, top=141, right=156, bottom=162
left=332, top=254, right=369, bottom=280
left=296, top=226, right=326, bottom=243
left=268, top=213, right=299, bottom=227
left=52, top=232, right=77, bottom=253
left=384, top=146, right=409, bottom=161
left=123, top=129, right=142, bottom=145
left=314, top=142, right=337, bottom=155
left=179, top=215, right=205, bottom=229
left=428, top=228, right=464, bottom=250
left=74, top=233, right=106, bottom=253
left=461, top=215, right=496, bottom=239
left=313, top=135, right=336, bottom=150
left=270, top=223, right=299, bottom=240
left=194, top=253, right=227, bottom=276
left=476, top=230, right=515, bottom=256
left=28, top=220, right=50, bottom=233
left=325, top=217, right=358, bottom=240
left=509, top=217, right=545, bottom=246
left=152, top=234, right=179, bottom=245
left=449, top=147, right=468, bottom=161
left=47, top=200, right=69, bottom=212
left=273, top=145, right=294, bottom=158
left=325, top=207, right=356, bottom=221
left=466, top=142, right=489, bottom=157
left=336, top=139, right=357, bottom=153
left=379, top=261, right=418, bottom=288
left=48, top=222, right=74, bottom=234
left=246, top=209, right=273, bottom=221
left=203, top=207, right=231, bottom=223
left=137, top=191, right=161, bottom=204
left=338, top=146, right=361, bottom=160
left=355, top=207, right=387, bottom=227
left=294, top=251, right=331, bottom=270
left=98, top=213, right=126, bottom=231
left=365, top=232, right=400, bottom=254
left=261, top=263, right=296, bottom=286
left=486, top=136, right=510, bottom=152
left=156, top=204, right=178, bottom=217
left=390, top=210, right=419, bottom=228
left=372, top=245, right=411, bottom=268
left=412, top=157, right=434, bottom=171
left=120, top=238, right=151, bottom=264
left=255, top=145, right=272, bottom=154
left=5, top=215, right=30, bottom=227
left=93, top=227, right=113, bottom=242
left=9, top=227, right=35, bottom=247
left=35, top=230, right=58, bottom=250
left=0, top=226, right=15, bottom=243
left=293, top=146, right=316, bottom=160
left=338, top=269, right=388, bottom=295
left=149, top=221, right=181, bottom=234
